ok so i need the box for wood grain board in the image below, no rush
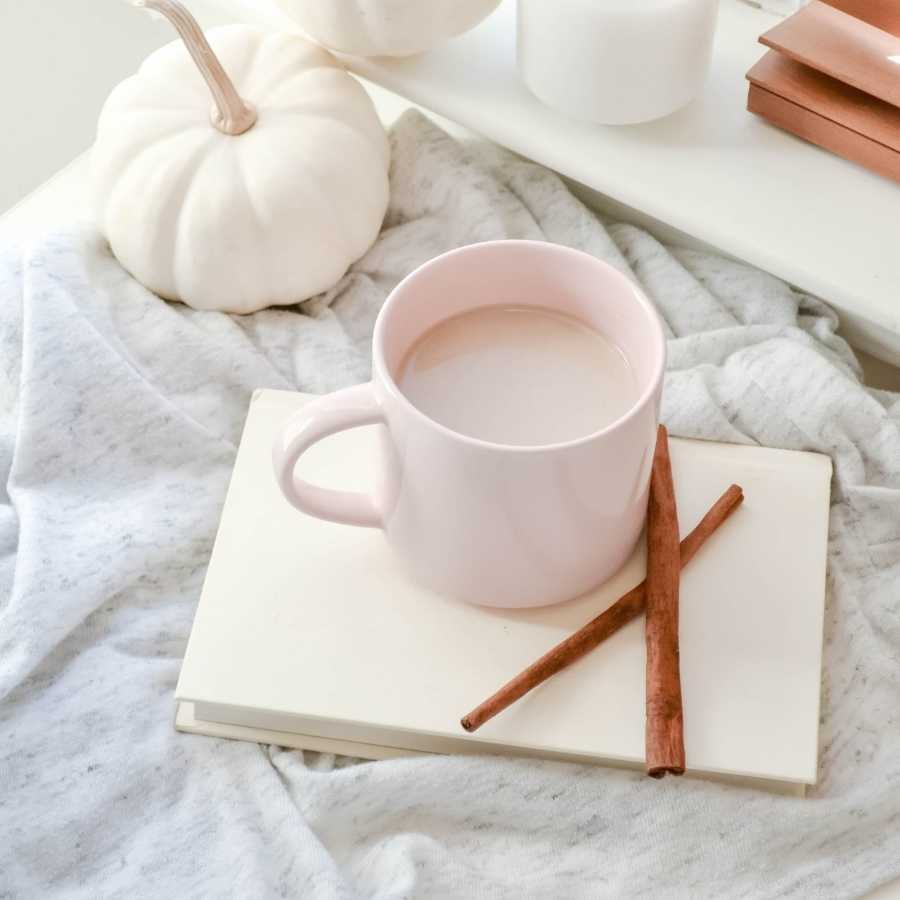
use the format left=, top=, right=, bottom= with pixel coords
left=820, top=0, right=900, bottom=36
left=747, top=51, right=900, bottom=157
left=762, top=1, right=900, bottom=108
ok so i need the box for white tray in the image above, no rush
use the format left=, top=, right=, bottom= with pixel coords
left=339, top=0, right=900, bottom=363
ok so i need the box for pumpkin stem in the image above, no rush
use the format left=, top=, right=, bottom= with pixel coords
left=135, top=0, right=257, bottom=135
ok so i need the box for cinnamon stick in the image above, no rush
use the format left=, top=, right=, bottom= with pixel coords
left=645, top=425, right=684, bottom=777
left=460, top=482, right=743, bottom=733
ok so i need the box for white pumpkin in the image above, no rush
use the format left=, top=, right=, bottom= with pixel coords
left=274, top=0, right=501, bottom=57
left=92, top=0, right=389, bottom=314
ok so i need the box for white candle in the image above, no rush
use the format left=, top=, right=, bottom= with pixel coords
left=517, top=0, right=720, bottom=125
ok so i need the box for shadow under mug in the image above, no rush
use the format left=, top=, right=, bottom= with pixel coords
left=272, top=240, right=666, bottom=608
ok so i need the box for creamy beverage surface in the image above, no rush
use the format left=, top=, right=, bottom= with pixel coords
left=396, top=305, right=638, bottom=446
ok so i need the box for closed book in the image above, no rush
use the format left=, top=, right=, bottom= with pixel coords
left=176, top=390, right=831, bottom=794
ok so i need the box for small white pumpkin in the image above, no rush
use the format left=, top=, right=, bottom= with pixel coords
left=92, top=0, right=389, bottom=314
left=274, top=0, right=501, bottom=57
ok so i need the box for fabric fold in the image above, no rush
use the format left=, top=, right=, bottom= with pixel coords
left=1, top=110, right=899, bottom=899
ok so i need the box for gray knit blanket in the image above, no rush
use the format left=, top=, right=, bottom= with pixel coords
left=2, top=111, right=899, bottom=899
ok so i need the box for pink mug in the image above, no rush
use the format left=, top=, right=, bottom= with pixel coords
left=272, top=241, right=665, bottom=608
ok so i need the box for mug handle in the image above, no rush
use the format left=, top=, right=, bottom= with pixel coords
left=272, top=382, right=385, bottom=529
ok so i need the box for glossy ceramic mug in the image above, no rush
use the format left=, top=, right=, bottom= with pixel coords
left=272, top=241, right=666, bottom=608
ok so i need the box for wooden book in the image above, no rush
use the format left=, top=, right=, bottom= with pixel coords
left=748, top=1, right=900, bottom=186
left=761, top=1, right=900, bottom=107
left=819, top=0, right=900, bottom=36
left=747, top=52, right=900, bottom=185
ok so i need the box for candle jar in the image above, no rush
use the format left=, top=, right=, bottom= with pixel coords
left=517, top=0, right=720, bottom=125
left=275, top=0, right=501, bottom=56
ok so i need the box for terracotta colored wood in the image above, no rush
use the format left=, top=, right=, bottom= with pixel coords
left=137, top=0, right=257, bottom=135
left=761, top=1, right=900, bottom=109
left=748, top=51, right=900, bottom=151
left=460, top=483, right=744, bottom=735
left=747, top=53, right=900, bottom=184
left=644, top=426, right=685, bottom=778
left=820, top=0, right=900, bottom=36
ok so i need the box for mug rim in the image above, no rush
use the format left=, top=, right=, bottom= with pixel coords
left=372, top=239, right=666, bottom=454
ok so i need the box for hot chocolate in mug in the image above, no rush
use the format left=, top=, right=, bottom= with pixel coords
left=272, top=241, right=666, bottom=608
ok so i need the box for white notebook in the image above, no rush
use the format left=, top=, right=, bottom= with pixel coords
left=175, top=390, right=832, bottom=793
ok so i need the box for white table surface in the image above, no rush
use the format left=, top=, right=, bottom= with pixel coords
left=1, top=4, right=900, bottom=893
left=339, top=0, right=900, bottom=366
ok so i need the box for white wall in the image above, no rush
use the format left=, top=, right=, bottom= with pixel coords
left=0, top=0, right=169, bottom=212
left=0, top=0, right=290, bottom=214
